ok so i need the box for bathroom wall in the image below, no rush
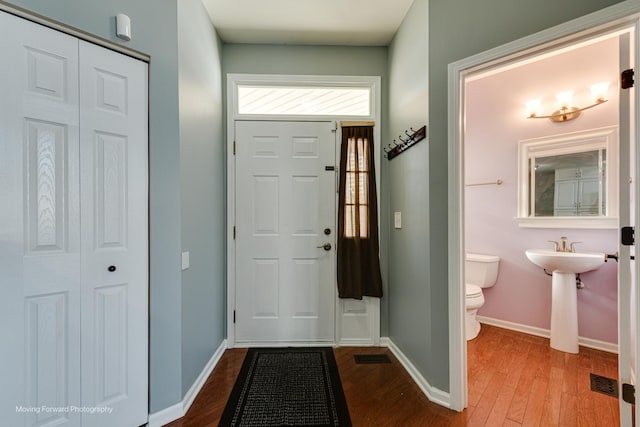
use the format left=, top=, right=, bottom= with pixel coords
left=465, top=36, right=619, bottom=344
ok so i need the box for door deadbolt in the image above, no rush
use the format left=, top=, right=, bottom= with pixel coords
left=316, top=243, right=332, bottom=251
left=108, top=265, right=117, bottom=272
left=324, top=228, right=331, bottom=235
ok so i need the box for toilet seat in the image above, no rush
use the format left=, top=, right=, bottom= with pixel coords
left=465, top=284, right=485, bottom=311
left=465, top=284, right=485, bottom=340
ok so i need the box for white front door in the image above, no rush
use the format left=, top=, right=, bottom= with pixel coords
left=235, top=121, right=336, bottom=343
left=0, top=11, right=148, bottom=427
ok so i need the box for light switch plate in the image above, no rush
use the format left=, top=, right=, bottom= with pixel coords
left=182, top=251, right=190, bottom=270
left=394, top=212, right=402, bottom=229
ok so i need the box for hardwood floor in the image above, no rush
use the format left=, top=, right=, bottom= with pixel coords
left=164, top=325, right=620, bottom=426
left=465, top=325, right=619, bottom=427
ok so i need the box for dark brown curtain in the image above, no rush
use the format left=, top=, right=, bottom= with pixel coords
left=337, top=126, right=383, bottom=299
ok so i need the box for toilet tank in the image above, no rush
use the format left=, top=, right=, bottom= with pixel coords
left=465, top=253, right=500, bottom=288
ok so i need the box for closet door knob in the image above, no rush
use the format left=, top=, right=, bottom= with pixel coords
left=108, top=265, right=117, bottom=272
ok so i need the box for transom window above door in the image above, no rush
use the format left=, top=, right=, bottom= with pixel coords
left=238, top=85, right=371, bottom=116
left=229, top=75, right=378, bottom=120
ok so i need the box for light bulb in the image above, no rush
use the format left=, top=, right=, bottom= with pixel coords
left=590, top=81, right=609, bottom=102
left=556, top=91, right=574, bottom=109
left=526, top=99, right=541, bottom=117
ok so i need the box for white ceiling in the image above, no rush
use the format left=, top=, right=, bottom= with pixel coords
left=201, top=0, right=415, bottom=45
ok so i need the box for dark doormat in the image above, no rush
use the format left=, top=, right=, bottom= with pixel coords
left=219, top=347, right=351, bottom=426
left=353, top=354, right=391, bottom=364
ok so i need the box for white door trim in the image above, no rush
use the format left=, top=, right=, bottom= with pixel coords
left=226, top=74, right=381, bottom=347
left=447, top=0, right=640, bottom=413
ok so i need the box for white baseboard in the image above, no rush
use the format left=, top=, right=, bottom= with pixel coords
left=233, top=341, right=334, bottom=348
left=337, top=338, right=375, bottom=347
left=148, top=401, right=183, bottom=427
left=476, top=316, right=618, bottom=354
left=148, top=339, right=227, bottom=427
left=182, top=339, right=227, bottom=412
left=380, top=337, right=451, bottom=408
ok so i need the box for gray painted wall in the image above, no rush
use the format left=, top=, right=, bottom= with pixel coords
left=222, top=44, right=389, bottom=78
left=178, top=0, right=225, bottom=396
left=386, top=0, right=431, bottom=387
left=222, top=44, right=391, bottom=335
left=423, top=0, right=625, bottom=391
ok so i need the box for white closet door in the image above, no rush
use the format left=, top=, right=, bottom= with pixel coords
left=0, top=11, right=148, bottom=427
left=78, top=41, right=148, bottom=427
left=0, top=11, right=82, bottom=427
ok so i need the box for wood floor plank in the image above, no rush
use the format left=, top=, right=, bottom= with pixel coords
left=506, top=353, right=539, bottom=423
left=562, top=352, right=579, bottom=396
left=558, top=392, right=578, bottom=427
left=484, top=384, right=517, bottom=426
left=577, top=365, right=598, bottom=427
left=163, top=325, right=619, bottom=427
left=541, top=365, right=564, bottom=424
left=522, top=377, right=549, bottom=427
left=502, top=341, right=530, bottom=390
left=467, top=371, right=507, bottom=426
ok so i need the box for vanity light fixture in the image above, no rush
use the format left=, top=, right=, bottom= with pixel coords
left=526, top=82, right=609, bottom=122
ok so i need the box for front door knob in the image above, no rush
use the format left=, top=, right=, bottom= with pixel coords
left=316, top=243, right=332, bottom=251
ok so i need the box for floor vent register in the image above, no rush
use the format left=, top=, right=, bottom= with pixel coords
left=590, top=373, right=619, bottom=398
left=354, top=354, right=392, bottom=364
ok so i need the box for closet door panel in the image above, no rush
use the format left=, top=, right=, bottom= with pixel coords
left=79, top=40, right=148, bottom=427
left=0, top=11, right=81, bottom=427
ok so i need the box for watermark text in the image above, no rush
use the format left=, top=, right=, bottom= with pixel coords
left=15, top=405, right=113, bottom=415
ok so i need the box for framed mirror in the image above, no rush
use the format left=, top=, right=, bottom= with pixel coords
left=516, top=126, right=618, bottom=228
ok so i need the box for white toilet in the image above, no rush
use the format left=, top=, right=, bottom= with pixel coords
left=465, top=253, right=500, bottom=341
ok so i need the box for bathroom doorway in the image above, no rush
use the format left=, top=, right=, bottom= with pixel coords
left=448, top=5, right=640, bottom=424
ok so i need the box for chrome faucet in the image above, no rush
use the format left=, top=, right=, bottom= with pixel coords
left=547, top=236, right=581, bottom=252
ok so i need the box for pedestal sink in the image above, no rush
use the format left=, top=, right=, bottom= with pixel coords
left=525, top=249, right=606, bottom=353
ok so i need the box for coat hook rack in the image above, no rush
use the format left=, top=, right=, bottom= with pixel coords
left=386, top=125, right=427, bottom=160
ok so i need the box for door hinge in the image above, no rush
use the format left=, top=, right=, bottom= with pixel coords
left=621, top=226, right=635, bottom=246
left=233, top=141, right=236, bottom=155
left=233, top=310, right=236, bottom=324
left=621, top=69, right=635, bottom=89
left=622, top=382, right=635, bottom=404
left=233, top=226, right=236, bottom=240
